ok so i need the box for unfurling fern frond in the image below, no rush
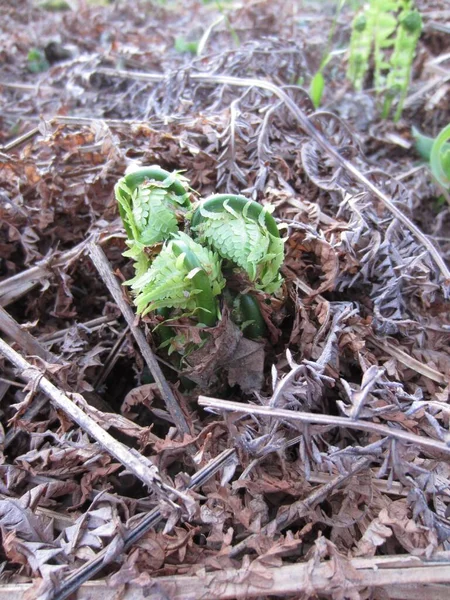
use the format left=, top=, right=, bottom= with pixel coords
left=115, top=165, right=191, bottom=248
left=128, top=232, right=225, bottom=325
left=191, top=194, right=284, bottom=293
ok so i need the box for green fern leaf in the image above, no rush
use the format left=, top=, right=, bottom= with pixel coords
left=115, top=166, right=191, bottom=248
left=191, top=195, right=284, bottom=293
left=128, top=232, right=225, bottom=323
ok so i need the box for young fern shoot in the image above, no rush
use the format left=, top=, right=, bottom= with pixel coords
left=116, top=168, right=285, bottom=343
left=347, top=0, right=422, bottom=121
left=382, top=5, right=422, bottom=120
left=128, top=232, right=225, bottom=325
left=191, top=194, right=285, bottom=294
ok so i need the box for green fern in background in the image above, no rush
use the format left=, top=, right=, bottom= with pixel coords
left=347, top=0, right=422, bottom=120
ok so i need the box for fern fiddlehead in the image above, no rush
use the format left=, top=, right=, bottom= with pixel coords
left=128, top=232, right=225, bottom=325
left=190, top=194, right=284, bottom=294
left=116, top=168, right=285, bottom=343
left=115, top=166, right=191, bottom=247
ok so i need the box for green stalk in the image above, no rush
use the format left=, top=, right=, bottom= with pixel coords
left=170, top=239, right=219, bottom=327
left=235, top=293, right=266, bottom=339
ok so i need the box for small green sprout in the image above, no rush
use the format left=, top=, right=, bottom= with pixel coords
left=413, top=124, right=450, bottom=190
left=116, top=168, right=285, bottom=343
left=191, top=194, right=284, bottom=293
left=27, top=49, right=49, bottom=73
left=308, top=0, right=347, bottom=108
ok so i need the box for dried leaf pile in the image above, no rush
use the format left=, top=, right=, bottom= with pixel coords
left=0, top=1, right=450, bottom=599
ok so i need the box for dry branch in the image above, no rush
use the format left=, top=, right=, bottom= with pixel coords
left=0, top=224, right=120, bottom=308
left=4, top=555, right=450, bottom=600
left=87, top=242, right=191, bottom=436
left=0, top=337, right=175, bottom=494
left=198, top=396, right=450, bottom=456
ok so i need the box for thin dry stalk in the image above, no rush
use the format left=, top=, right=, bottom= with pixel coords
left=0, top=224, right=119, bottom=307
left=198, top=396, right=450, bottom=456
left=368, top=336, right=447, bottom=384
left=87, top=242, right=191, bottom=436
left=0, top=337, right=177, bottom=495
left=0, top=306, right=55, bottom=362
left=14, top=554, right=450, bottom=600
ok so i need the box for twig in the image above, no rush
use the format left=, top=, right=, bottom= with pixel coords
left=87, top=242, right=191, bottom=436
left=38, top=315, right=118, bottom=344
left=0, top=338, right=177, bottom=495
left=0, top=304, right=113, bottom=412
left=1, top=577, right=449, bottom=600
left=51, top=555, right=450, bottom=600
left=93, top=325, right=130, bottom=390
left=368, top=336, right=447, bottom=385
left=51, top=448, right=236, bottom=600
left=0, top=306, right=56, bottom=363
left=0, top=223, right=120, bottom=308
left=198, top=396, right=450, bottom=456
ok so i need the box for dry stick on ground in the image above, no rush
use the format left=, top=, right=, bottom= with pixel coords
left=95, top=68, right=450, bottom=284
left=367, top=335, right=447, bottom=385
left=198, top=397, right=450, bottom=457
left=0, top=306, right=56, bottom=363
left=23, top=555, right=450, bottom=600
left=0, top=304, right=114, bottom=416
left=87, top=241, right=191, bottom=436
left=0, top=337, right=189, bottom=502
left=50, top=447, right=236, bottom=600
left=93, top=325, right=130, bottom=390
left=38, top=315, right=118, bottom=344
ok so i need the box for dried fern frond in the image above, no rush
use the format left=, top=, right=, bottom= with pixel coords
left=191, top=194, right=284, bottom=293
left=128, top=232, right=225, bottom=324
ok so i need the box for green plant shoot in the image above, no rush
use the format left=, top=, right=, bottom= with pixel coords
left=413, top=124, right=450, bottom=190
left=116, top=168, right=284, bottom=341
left=382, top=5, right=422, bottom=120
left=309, top=0, right=347, bottom=108
left=347, top=0, right=422, bottom=121
left=191, top=194, right=285, bottom=294
left=430, top=124, right=450, bottom=190
left=127, top=232, right=225, bottom=324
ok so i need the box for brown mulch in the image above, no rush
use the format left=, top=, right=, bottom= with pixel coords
left=0, top=1, right=450, bottom=599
